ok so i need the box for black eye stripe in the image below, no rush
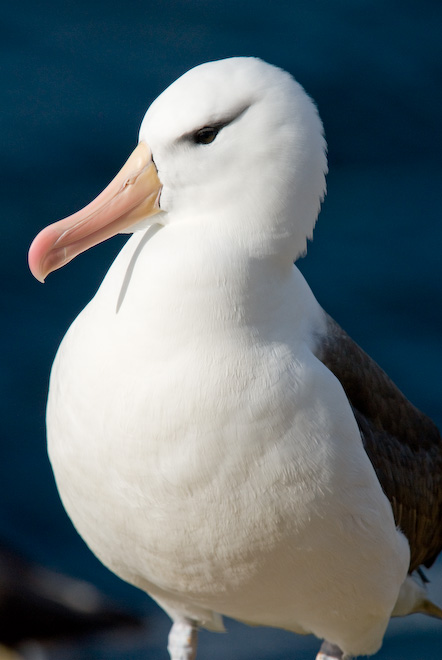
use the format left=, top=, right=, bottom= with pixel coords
left=180, top=103, right=251, bottom=146
left=193, top=126, right=219, bottom=145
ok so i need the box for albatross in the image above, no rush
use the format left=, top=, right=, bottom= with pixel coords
left=28, top=57, right=442, bottom=660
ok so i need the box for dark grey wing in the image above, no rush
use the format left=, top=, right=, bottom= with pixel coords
left=315, top=312, right=442, bottom=572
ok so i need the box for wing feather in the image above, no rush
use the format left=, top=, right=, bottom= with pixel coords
left=315, top=313, right=442, bottom=572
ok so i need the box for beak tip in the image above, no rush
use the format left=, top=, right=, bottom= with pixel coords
left=28, top=264, right=45, bottom=283
left=28, top=230, right=55, bottom=282
left=28, top=247, right=44, bottom=283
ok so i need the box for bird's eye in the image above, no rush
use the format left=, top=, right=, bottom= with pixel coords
left=193, top=126, right=219, bottom=145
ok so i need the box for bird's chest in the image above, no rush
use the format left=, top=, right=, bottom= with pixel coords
left=45, top=242, right=371, bottom=603
left=46, top=299, right=318, bottom=593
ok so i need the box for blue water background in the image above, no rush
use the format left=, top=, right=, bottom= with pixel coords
left=2, top=1, right=442, bottom=657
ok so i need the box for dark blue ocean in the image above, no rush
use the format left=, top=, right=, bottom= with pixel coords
left=2, top=1, right=442, bottom=657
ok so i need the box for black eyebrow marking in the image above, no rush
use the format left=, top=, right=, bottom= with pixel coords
left=179, top=103, right=251, bottom=143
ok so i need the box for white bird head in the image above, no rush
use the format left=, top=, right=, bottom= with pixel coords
left=29, top=57, right=327, bottom=282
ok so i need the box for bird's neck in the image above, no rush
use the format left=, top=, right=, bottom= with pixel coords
left=88, top=223, right=317, bottom=350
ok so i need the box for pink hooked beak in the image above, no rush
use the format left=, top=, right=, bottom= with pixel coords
left=28, top=142, right=162, bottom=282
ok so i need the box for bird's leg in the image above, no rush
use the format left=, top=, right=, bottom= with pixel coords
left=316, top=640, right=348, bottom=660
left=167, top=618, right=198, bottom=660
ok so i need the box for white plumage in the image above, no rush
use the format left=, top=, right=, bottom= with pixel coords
left=29, top=58, right=441, bottom=660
